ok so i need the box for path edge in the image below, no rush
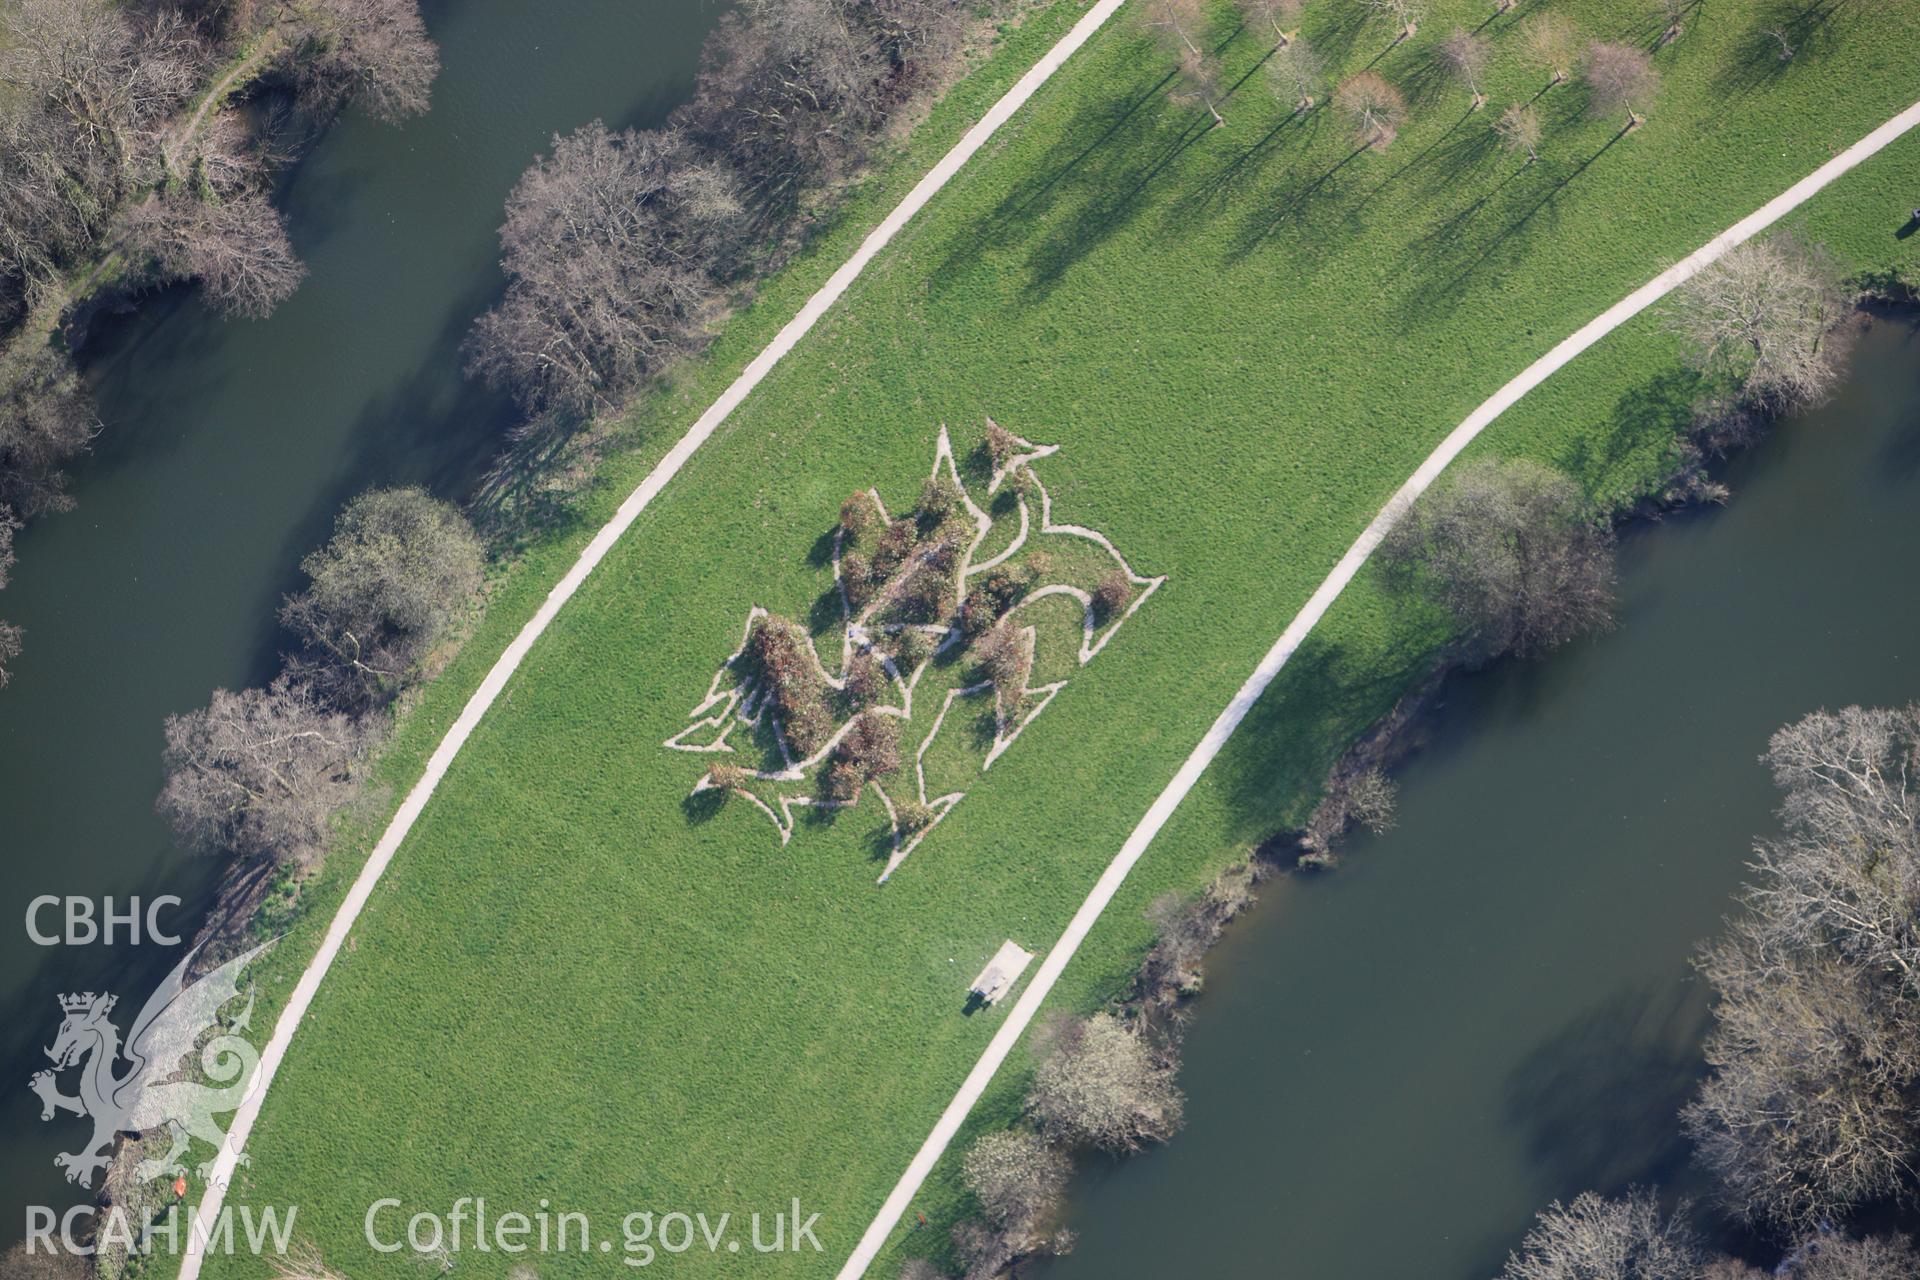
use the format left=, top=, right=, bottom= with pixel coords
left=833, top=97, right=1920, bottom=1280
left=170, top=3, right=1133, bottom=1273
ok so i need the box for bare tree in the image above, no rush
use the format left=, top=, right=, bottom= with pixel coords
left=0, top=618, right=19, bottom=688
left=1359, top=0, right=1424, bottom=43
left=1495, top=102, right=1542, bottom=163
left=677, top=0, right=893, bottom=223
left=1664, top=233, right=1849, bottom=410
left=1518, top=14, right=1581, bottom=89
left=269, top=1240, right=353, bottom=1280
left=1, top=1240, right=91, bottom=1280
left=1789, top=1236, right=1920, bottom=1280
left=0, top=0, right=204, bottom=314
left=467, top=121, right=744, bottom=414
left=1379, top=458, right=1616, bottom=662
left=1499, top=1190, right=1701, bottom=1280
left=124, top=190, right=306, bottom=318
left=1027, top=1012, right=1184, bottom=1152
left=1174, top=45, right=1226, bottom=127
left=1335, top=71, right=1404, bottom=150
left=280, top=486, right=483, bottom=710
left=157, top=678, right=369, bottom=865
left=1267, top=37, right=1325, bottom=113
left=1236, top=0, right=1304, bottom=44
left=1583, top=41, right=1659, bottom=129
left=282, top=0, right=439, bottom=123
left=1754, top=704, right=1920, bottom=987
left=0, top=0, right=203, bottom=185
left=1683, top=704, right=1920, bottom=1230
left=1345, top=766, right=1397, bottom=833
left=1141, top=0, right=1224, bottom=125
left=0, top=505, right=17, bottom=687
left=1685, top=928, right=1919, bottom=1230
left=0, top=507, right=15, bottom=591
left=1657, top=0, right=1688, bottom=48
left=1439, top=27, right=1490, bottom=109
left=0, top=340, right=98, bottom=518
left=961, top=1130, right=1068, bottom=1229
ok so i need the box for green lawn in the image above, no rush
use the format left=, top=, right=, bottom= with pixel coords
left=193, top=3, right=1920, bottom=1278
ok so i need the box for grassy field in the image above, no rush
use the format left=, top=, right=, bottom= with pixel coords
left=188, top=2, right=1920, bottom=1277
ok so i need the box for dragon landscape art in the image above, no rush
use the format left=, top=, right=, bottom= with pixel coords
left=666, top=422, right=1163, bottom=881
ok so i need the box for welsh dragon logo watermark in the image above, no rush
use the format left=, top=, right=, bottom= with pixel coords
left=31, top=939, right=273, bottom=1189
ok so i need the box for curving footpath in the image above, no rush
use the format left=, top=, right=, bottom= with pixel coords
left=172, top=1, right=1137, bottom=1274
left=834, top=97, right=1920, bottom=1279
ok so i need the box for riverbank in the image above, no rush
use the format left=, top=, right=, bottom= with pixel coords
left=0, top=0, right=719, bottom=1249
left=137, top=3, right=1920, bottom=1279
left=1037, top=308, right=1920, bottom=1276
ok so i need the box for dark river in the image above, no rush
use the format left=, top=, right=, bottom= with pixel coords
left=0, top=0, right=717, bottom=1244
left=1043, top=313, right=1920, bottom=1279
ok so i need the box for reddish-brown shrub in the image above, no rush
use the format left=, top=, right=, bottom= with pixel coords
left=837, top=709, right=902, bottom=779
left=841, top=550, right=875, bottom=608
left=840, top=490, right=883, bottom=540
left=706, top=761, right=750, bottom=791
left=874, top=519, right=919, bottom=576
left=984, top=419, right=1019, bottom=469
left=845, top=651, right=889, bottom=707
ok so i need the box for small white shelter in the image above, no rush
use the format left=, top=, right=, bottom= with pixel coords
left=969, top=940, right=1036, bottom=1005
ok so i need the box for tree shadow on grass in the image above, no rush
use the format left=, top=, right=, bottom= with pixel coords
left=1340, top=105, right=1486, bottom=232
left=1557, top=368, right=1706, bottom=495
left=1397, top=40, right=1464, bottom=111
left=1173, top=102, right=1320, bottom=217
left=682, top=786, right=726, bottom=825
left=1401, top=151, right=1529, bottom=271
left=1711, top=0, right=1851, bottom=97
left=924, top=60, right=1181, bottom=294
left=1018, top=113, right=1220, bottom=298
left=1210, top=626, right=1440, bottom=845
left=1299, top=0, right=1372, bottom=70
left=1401, top=125, right=1628, bottom=320
left=1222, top=139, right=1375, bottom=263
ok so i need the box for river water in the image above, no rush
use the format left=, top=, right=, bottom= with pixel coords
left=1041, top=313, right=1920, bottom=1277
left=0, top=0, right=716, bottom=1245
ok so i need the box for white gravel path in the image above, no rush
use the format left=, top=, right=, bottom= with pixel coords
left=834, top=97, right=1920, bottom=1280
left=170, top=2, right=1137, bottom=1272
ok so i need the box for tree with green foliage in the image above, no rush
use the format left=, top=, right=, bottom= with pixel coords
left=280, top=486, right=483, bottom=710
